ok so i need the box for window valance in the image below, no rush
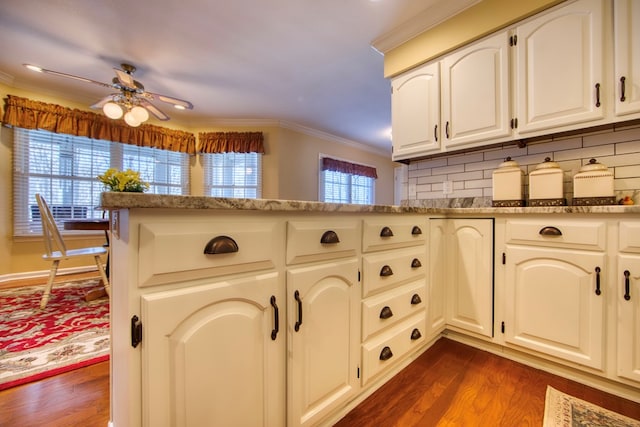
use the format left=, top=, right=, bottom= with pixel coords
left=198, top=131, right=265, bottom=154
left=2, top=95, right=197, bottom=154
left=321, top=157, right=378, bottom=179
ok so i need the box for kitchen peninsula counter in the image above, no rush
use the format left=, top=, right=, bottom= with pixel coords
left=100, top=192, right=640, bottom=215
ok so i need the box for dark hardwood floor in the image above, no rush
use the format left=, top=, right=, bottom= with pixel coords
left=1, top=337, right=639, bottom=426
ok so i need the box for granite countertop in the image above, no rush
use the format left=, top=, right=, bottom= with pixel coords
left=100, top=192, right=640, bottom=215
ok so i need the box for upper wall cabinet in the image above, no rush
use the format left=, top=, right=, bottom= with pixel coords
left=514, top=0, right=605, bottom=135
left=391, top=62, right=440, bottom=161
left=441, top=31, right=511, bottom=150
left=614, top=0, right=640, bottom=118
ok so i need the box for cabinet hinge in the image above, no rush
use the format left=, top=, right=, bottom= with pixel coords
left=509, top=35, right=518, bottom=46
left=502, top=252, right=506, bottom=264
left=131, top=315, right=143, bottom=348
left=510, top=118, right=518, bottom=129
left=501, top=321, right=505, bottom=334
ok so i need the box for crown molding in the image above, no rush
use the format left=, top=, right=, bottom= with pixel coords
left=371, top=0, right=481, bottom=54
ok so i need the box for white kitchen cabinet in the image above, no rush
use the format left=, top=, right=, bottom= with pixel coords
left=430, top=219, right=494, bottom=338
left=614, top=0, right=640, bottom=118
left=391, top=62, right=440, bottom=161
left=514, top=0, right=605, bottom=135
left=141, top=273, right=285, bottom=427
left=441, top=31, right=511, bottom=149
left=287, top=258, right=360, bottom=427
left=617, top=221, right=640, bottom=384
left=504, top=219, right=606, bottom=370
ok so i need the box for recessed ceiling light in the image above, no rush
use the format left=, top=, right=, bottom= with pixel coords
left=24, top=64, right=43, bottom=72
left=174, top=105, right=186, bottom=110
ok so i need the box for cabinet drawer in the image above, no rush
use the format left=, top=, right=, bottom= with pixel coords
left=619, top=221, right=640, bottom=253
left=138, top=220, right=279, bottom=287
left=361, top=312, right=426, bottom=385
left=362, top=216, right=426, bottom=253
left=286, top=219, right=359, bottom=265
left=362, top=281, right=426, bottom=341
left=362, top=246, right=426, bottom=297
left=505, top=219, right=606, bottom=251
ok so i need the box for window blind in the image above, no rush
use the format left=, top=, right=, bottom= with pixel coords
left=202, top=152, right=262, bottom=198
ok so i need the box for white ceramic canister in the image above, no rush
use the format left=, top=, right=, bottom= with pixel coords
left=492, top=157, right=524, bottom=206
left=529, top=157, right=564, bottom=204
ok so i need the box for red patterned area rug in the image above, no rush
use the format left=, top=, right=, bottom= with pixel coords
left=543, top=386, right=640, bottom=427
left=0, top=279, right=109, bottom=390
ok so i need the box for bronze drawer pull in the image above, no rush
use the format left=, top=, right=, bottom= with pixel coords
left=379, top=346, right=393, bottom=361
left=411, top=294, right=422, bottom=305
left=539, top=226, right=562, bottom=236
left=411, top=226, right=422, bottom=235
left=411, top=258, right=422, bottom=268
left=320, top=230, right=340, bottom=244
left=379, top=306, right=393, bottom=319
left=380, top=265, right=393, bottom=277
left=411, top=328, right=422, bottom=340
left=204, top=235, right=239, bottom=254
left=380, top=226, right=394, bottom=237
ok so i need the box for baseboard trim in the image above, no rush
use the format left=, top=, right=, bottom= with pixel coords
left=0, top=266, right=99, bottom=285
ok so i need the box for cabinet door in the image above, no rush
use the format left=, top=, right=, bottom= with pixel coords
left=140, top=273, right=284, bottom=427
left=287, top=259, right=360, bottom=427
left=617, top=255, right=640, bottom=383
left=427, top=219, right=447, bottom=338
left=441, top=31, right=511, bottom=149
left=505, top=247, right=605, bottom=369
left=614, top=0, right=640, bottom=117
left=515, top=0, right=604, bottom=134
left=391, top=62, right=440, bottom=160
left=447, top=219, right=494, bottom=338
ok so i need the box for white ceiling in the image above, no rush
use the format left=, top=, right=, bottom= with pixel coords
left=0, top=0, right=476, bottom=154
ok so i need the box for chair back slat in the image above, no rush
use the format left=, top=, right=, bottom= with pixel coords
left=36, top=194, right=68, bottom=256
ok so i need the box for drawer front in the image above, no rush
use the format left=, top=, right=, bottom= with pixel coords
left=362, top=280, right=426, bottom=341
left=362, top=246, right=426, bottom=297
left=138, top=220, right=279, bottom=287
left=619, top=221, right=640, bottom=253
left=362, top=216, right=426, bottom=253
left=361, top=312, right=426, bottom=385
left=505, top=219, right=606, bottom=251
left=286, top=219, right=359, bottom=265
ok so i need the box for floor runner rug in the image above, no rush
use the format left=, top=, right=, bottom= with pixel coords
left=543, top=385, right=640, bottom=427
left=0, top=279, right=109, bottom=390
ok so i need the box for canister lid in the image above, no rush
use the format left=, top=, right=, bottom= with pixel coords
left=578, top=158, right=608, bottom=173
left=534, top=157, right=561, bottom=170
left=497, top=156, right=520, bottom=169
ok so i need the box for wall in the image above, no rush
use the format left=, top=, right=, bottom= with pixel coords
left=1, top=85, right=396, bottom=277
left=401, top=122, right=640, bottom=204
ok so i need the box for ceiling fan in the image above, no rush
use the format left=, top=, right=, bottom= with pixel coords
left=24, top=63, right=194, bottom=127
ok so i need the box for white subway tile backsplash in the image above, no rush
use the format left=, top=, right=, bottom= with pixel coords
left=403, top=126, right=640, bottom=202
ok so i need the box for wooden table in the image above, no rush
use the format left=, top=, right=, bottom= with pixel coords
left=64, top=218, right=110, bottom=301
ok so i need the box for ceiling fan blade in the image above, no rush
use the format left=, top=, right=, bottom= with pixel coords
left=29, top=66, right=113, bottom=89
left=146, top=92, right=194, bottom=110
left=114, top=68, right=136, bottom=90
left=139, top=99, right=170, bottom=121
left=90, top=94, right=116, bottom=109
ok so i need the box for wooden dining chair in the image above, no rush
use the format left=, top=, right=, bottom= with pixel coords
left=35, top=194, right=111, bottom=309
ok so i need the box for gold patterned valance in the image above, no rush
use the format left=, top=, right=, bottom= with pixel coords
left=321, top=157, right=378, bottom=179
left=2, top=95, right=197, bottom=154
left=198, top=131, right=265, bottom=154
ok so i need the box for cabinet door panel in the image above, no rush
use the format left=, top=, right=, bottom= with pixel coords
left=287, top=259, right=359, bottom=427
left=392, top=62, right=440, bottom=160
left=617, top=255, right=640, bottom=383
left=441, top=31, right=511, bottom=148
left=614, top=0, right=640, bottom=117
left=427, top=220, right=447, bottom=338
left=141, top=273, right=284, bottom=427
left=505, top=247, right=605, bottom=369
left=516, top=0, right=604, bottom=134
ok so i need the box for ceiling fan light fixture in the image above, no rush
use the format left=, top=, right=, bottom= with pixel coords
left=131, top=105, right=149, bottom=123
left=124, top=111, right=141, bottom=127
left=103, top=101, right=124, bottom=119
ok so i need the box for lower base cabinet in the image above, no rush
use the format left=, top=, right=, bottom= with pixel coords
left=140, top=272, right=285, bottom=427
left=287, top=259, right=360, bottom=427
left=617, top=255, right=640, bottom=383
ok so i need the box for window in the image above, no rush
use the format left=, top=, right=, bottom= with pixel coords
left=320, top=157, right=376, bottom=205
left=203, top=152, right=262, bottom=198
left=13, top=128, right=190, bottom=236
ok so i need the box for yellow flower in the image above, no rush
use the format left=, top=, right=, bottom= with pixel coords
left=97, top=168, right=150, bottom=192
